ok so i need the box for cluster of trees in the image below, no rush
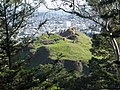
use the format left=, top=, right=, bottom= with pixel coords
left=0, top=0, right=76, bottom=89
left=0, top=0, right=120, bottom=89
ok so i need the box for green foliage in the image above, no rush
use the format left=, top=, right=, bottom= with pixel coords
left=35, top=64, right=72, bottom=90
left=0, top=61, right=40, bottom=90
left=91, top=34, right=114, bottom=59
left=89, top=59, right=118, bottom=89
left=68, top=58, right=120, bottom=90
left=86, top=58, right=120, bottom=89
left=0, top=60, right=78, bottom=90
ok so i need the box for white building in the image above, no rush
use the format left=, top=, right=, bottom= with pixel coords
left=64, top=21, right=71, bottom=28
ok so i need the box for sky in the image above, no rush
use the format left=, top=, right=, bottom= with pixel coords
left=38, top=0, right=62, bottom=11
left=28, top=0, right=87, bottom=12
left=27, top=0, right=52, bottom=11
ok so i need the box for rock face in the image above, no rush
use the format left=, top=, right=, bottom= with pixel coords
left=60, top=27, right=77, bottom=40
left=54, top=60, right=89, bottom=74
left=29, top=46, right=54, bottom=66
left=63, top=60, right=83, bottom=72
left=40, top=40, right=55, bottom=45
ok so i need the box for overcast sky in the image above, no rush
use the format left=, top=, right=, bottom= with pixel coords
left=38, top=0, right=62, bottom=11
left=28, top=0, right=87, bottom=12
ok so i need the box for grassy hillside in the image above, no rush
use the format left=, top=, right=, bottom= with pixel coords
left=33, top=31, right=92, bottom=62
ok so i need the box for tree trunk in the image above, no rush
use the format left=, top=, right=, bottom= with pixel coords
left=4, top=3, right=12, bottom=69
left=111, top=38, right=120, bottom=62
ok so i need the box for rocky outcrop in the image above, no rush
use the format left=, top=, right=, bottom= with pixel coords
left=40, top=40, right=55, bottom=45
left=28, top=46, right=54, bottom=66
left=60, top=27, right=78, bottom=40
left=63, top=60, right=83, bottom=72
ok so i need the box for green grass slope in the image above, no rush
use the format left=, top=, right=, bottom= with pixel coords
left=33, top=31, right=92, bottom=62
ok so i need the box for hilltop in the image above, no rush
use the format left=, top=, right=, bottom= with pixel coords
left=32, top=28, right=91, bottom=62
